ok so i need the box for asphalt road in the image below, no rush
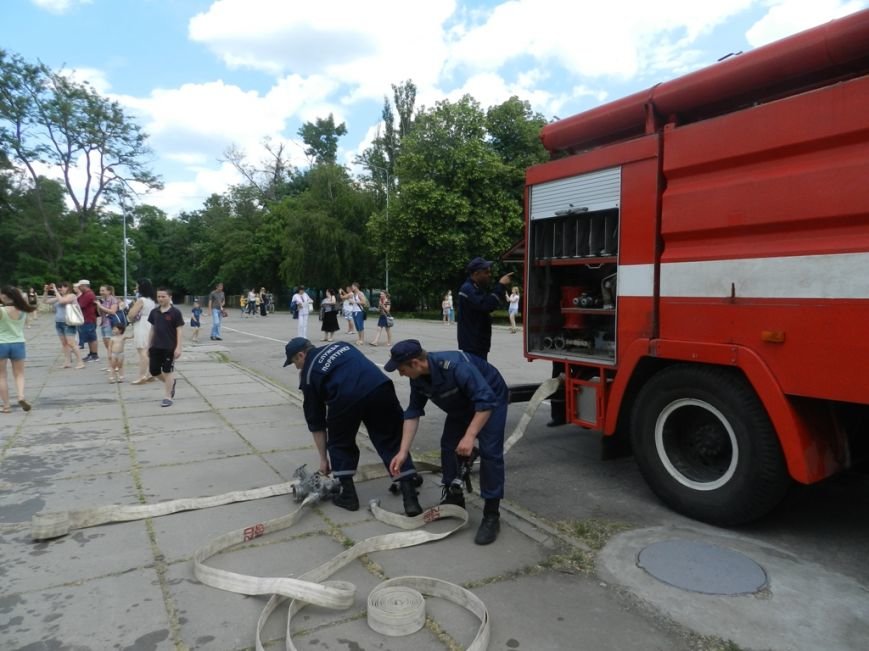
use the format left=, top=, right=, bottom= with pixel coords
left=212, top=310, right=869, bottom=589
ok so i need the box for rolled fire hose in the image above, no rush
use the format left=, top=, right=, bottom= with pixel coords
left=192, top=497, right=488, bottom=650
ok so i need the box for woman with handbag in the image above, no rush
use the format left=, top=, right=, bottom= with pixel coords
left=43, top=282, right=85, bottom=369
left=0, top=286, right=37, bottom=413
left=369, top=291, right=394, bottom=347
left=320, top=289, right=340, bottom=342
left=127, top=279, right=158, bottom=385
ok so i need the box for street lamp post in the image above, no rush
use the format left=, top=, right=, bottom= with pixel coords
left=384, top=172, right=389, bottom=293
left=108, top=168, right=130, bottom=301
left=122, top=201, right=128, bottom=301
left=369, top=165, right=390, bottom=292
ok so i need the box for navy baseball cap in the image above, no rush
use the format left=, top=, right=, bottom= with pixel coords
left=283, top=337, right=310, bottom=366
left=466, top=257, right=493, bottom=273
left=384, top=339, right=423, bottom=372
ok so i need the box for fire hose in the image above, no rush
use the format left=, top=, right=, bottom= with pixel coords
left=28, top=377, right=562, bottom=648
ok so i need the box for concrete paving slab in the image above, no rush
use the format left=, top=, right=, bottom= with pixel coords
left=0, top=471, right=138, bottom=524
left=1, top=439, right=131, bottom=482
left=127, top=410, right=228, bottom=436
left=153, top=495, right=327, bottom=563
left=138, top=454, right=284, bottom=502
left=470, top=571, right=690, bottom=651
left=257, top=451, right=313, bottom=481
left=196, top=380, right=278, bottom=398
left=222, top=405, right=292, bottom=428
left=0, top=520, right=151, bottom=593
left=123, top=395, right=214, bottom=420
left=21, top=401, right=124, bottom=426
left=219, top=391, right=289, bottom=409
left=133, top=427, right=253, bottom=467
left=0, top=567, right=173, bottom=650
left=599, top=526, right=869, bottom=651
left=5, top=421, right=126, bottom=447
left=233, top=422, right=314, bottom=452
left=189, top=374, right=256, bottom=388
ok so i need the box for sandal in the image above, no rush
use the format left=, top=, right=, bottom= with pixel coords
left=131, top=377, right=147, bottom=385
left=1, top=406, right=10, bottom=414
left=18, top=399, right=31, bottom=412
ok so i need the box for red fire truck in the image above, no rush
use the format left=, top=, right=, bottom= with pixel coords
left=521, top=10, right=869, bottom=525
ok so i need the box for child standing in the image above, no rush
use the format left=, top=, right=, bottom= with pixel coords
left=190, top=300, right=203, bottom=343
left=108, top=323, right=133, bottom=383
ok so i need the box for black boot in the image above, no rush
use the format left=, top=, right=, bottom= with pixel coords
left=474, top=499, right=501, bottom=545
left=399, top=478, right=423, bottom=517
left=333, top=476, right=359, bottom=511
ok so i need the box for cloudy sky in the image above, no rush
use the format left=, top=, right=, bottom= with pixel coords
left=3, top=0, right=866, bottom=216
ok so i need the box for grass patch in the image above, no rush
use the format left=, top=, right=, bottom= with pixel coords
left=555, top=517, right=632, bottom=551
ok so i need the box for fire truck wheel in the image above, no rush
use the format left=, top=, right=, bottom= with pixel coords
left=631, top=365, right=790, bottom=525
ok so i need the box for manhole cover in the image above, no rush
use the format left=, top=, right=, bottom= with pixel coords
left=637, top=539, right=767, bottom=595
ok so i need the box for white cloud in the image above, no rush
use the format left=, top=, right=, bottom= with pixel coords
left=434, top=71, right=606, bottom=120
left=31, top=0, right=90, bottom=13
left=188, top=0, right=456, bottom=103
left=446, top=0, right=759, bottom=80
left=62, top=67, right=112, bottom=93
left=107, top=75, right=345, bottom=213
left=146, top=162, right=243, bottom=216
left=745, top=0, right=867, bottom=47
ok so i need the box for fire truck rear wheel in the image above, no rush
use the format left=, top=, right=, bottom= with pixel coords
left=631, top=364, right=790, bottom=525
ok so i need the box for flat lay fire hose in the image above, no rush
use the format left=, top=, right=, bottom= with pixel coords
left=27, top=377, right=562, bottom=648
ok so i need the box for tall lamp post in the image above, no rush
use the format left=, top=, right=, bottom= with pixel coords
left=118, top=195, right=129, bottom=301
left=122, top=201, right=128, bottom=301
left=369, top=165, right=390, bottom=292
left=109, top=168, right=130, bottom=301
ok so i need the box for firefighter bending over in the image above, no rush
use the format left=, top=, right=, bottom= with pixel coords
left=386, top=339, right=509, bottom=545
left=284, top=337, right=423, bottom=516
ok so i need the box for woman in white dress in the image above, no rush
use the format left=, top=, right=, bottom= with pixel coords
left=127, top=279, right=157, bottom=384
left=508, top=286, right=521, bottom=334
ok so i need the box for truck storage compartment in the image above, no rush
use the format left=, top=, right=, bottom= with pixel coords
left=526, top=204, right=619, bottom=363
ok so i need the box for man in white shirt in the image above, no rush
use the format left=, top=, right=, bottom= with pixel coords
left=291, top=286, right=313, bottom=338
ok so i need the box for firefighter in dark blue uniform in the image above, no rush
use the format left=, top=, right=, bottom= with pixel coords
left=283, top=337, right=422, bottom=516
left=385, top=339, right=508, bottom=545
left=457, top=256, right=513, bottom=361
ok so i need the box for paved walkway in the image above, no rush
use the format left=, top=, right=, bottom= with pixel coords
left=0, top=318, right=693, bottom=650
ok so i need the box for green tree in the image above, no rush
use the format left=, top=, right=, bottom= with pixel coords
left=298, top=114, right=347, bottom=166
left=373, top=95, right=522, bottom=305
left=486, top=97, right=549, bottom=208
left=275, top=164, right=378, bottom=291
left=0, top=50, right=161, bottom=228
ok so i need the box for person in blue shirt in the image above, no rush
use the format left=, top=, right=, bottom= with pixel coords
left=385, top=339, right=508, bottom=545
left=457, top=256, right=513, bottom=361
left=283, top=337, right=422, bottom=516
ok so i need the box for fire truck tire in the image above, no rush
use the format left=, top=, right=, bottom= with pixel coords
left=630, top=364, right=790, bottom=525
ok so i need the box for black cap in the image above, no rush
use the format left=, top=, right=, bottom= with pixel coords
left=384, top=339, right=423, bottom=372
left=283, top=337, right=310, bottom=367
left=466, top=256, right=493, bottom=273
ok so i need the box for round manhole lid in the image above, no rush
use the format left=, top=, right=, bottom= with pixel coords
left=637, top=539, right=767, bottom=595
